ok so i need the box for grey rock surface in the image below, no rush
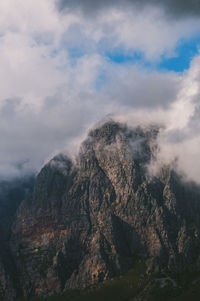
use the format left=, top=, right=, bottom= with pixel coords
left=1, top=121, right=200, bottom=299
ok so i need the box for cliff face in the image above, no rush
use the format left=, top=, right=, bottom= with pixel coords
left=0, top=178, right=34, bottom=301
left=2, top=121, right=200, bottom=299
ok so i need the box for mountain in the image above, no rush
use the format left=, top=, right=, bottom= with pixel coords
left=1, top=121, right=200, bottom=300
left=0, top=177, right=34, bottom=301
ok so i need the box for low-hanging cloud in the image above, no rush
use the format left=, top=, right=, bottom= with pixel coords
left=0, top=61, right=180, bottom=179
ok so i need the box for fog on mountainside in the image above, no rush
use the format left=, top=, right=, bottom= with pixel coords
left=0, top=121, right=200, bottom=300
left=2, top=0, right=200, bottom=300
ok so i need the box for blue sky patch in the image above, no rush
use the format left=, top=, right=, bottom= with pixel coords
left=104, top=36, right=200, bottom=73
left=159, top=36, right=200, bottom=72
left=106, top=49, right=143, bottom=65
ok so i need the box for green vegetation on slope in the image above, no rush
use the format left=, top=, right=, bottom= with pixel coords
left=22, top=259, right=200, bottom=301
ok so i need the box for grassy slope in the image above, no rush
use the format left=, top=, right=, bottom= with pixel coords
left=21, top=259, right=200, bottom=301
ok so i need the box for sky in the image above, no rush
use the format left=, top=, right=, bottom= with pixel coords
left=1, top=0, right=200, bottom=182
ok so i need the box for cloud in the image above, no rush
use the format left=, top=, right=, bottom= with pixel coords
left=145, top=56, right=200, bottom=183
left=0, top=54, right=107, bottom=178
left=103, top=66, right=181, bottom=108
left=0, top=53, right=184, bottom=180
left=1, top=0, right=200, bottom=186
left=56, top=0, right=200, bottom=18
left=54, top=0, right=200, bottom=62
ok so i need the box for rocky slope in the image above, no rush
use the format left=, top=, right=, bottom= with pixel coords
left=0, top=178, right=34, bottom=300
left=1, top=120, right=200, bottom=300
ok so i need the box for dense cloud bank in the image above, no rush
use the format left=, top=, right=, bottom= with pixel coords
left=1, top=0, right=200, bottom=183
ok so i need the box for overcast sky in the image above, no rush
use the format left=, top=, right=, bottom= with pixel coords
left=57, top=0, right=200, bottom=18
left=1, top=0, right=200, bottom=182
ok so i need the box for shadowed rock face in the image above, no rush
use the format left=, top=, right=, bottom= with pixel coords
left=2, top=121, right=200, bottom=299
left=0, top=178, right=34, bottom=301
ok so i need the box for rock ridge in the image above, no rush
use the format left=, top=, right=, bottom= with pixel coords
left=1, top=121, right=200, bottom=299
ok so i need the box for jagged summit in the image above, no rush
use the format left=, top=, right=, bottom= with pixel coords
left=1, top=121, right=200, bottom=300
left=87, top=120, right=159, bottom=149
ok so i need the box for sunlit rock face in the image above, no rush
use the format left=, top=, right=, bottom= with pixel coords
left=2, top=121, right=200, bottom=299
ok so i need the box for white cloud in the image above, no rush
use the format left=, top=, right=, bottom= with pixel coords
left=146, top=56, right=200, bottom=183
left=1, top=0, right=200, bottom=183
left=92, top=6, right=200, bottom=61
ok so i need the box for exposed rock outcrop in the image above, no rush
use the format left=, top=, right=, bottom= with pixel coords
left=2, top=121, right=200, bottom=299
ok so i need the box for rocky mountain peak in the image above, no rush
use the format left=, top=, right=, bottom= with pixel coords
left=1, top=120, right=200, bottom=300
